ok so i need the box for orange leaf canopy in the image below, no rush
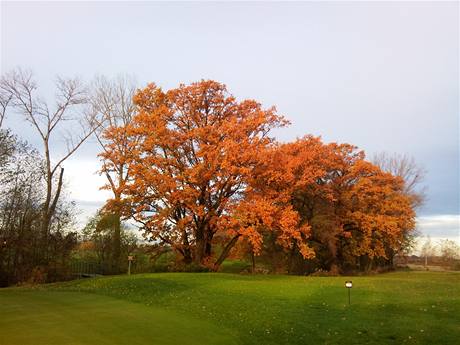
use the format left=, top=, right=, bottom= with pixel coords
left=116, top=80, right=302, bottom=266
left=101, top=80, right=416, bottom=272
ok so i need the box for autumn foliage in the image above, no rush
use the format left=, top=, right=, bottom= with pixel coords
left=101, top=80, right=416, bottom=273
left=255, top=139, right=415, bottom=273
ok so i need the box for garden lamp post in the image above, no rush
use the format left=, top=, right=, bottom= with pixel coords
left=345, top=281, right=353, bottom=305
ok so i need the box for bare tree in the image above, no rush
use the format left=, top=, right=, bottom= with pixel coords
left=0, top=87, right=13, bottom=128
left=373, top=152, right=426, bottom=208
left=90, top=75, right=137, bottom=129
left=88, top=74, right=138, bottom=272
left=0, top=68, right=100, bottom=261
left=438, top=239, right=460, bottom=262
left=420, top=236, right=435, bottom=267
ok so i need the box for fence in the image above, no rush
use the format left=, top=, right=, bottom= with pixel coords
left=69, top=260, right=110, bottom=278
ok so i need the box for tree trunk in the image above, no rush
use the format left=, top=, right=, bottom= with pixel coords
left=213, top=235, right=240, bottom=270
left=112, top=211, right=121, bottom=274
left=181, top=228, right=192, bottom=264
left=40, top=166, right=64, bottom=265
left=182, top=248, right=193, bottom=264
left=287, top=243, right=298, bottom=275
left=194, top=240, right=205, bottom=265
left=194, top=223, right=212, bottom=265
left=41, top=141, right=52, bottom=242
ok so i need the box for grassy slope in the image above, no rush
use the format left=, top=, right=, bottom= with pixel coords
left=0, top=290, right=236, bottom=345
left=1, top=271, right=459, bottom=345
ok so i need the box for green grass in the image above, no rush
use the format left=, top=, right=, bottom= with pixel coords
left=0, top=290, right=234, bottom=345
left=220, top=259, right=252, bottom=273
left=1, top=271, right=459, bottom=345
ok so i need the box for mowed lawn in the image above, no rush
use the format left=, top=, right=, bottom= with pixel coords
left=0, top=271, right=459, bottom=345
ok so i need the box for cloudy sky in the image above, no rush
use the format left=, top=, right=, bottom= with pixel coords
left=1, top=1, right=458, bottom=247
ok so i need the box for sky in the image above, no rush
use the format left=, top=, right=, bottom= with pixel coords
left=1, top=1, right=459, bottom=248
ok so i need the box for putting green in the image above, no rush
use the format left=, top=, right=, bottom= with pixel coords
left=0, top=290, right=237, bottom=345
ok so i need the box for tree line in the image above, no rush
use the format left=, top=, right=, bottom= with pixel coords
left=0, top=69, right=426, bottom=285
left=100, top=80, right=424, bottom=274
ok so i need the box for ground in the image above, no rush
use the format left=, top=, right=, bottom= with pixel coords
left=0, top=271, right=459, bottom=345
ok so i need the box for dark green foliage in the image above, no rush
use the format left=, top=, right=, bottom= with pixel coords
left=76, top=211, right=139, bottom=275
left=0, top=130, right=77, bottom=286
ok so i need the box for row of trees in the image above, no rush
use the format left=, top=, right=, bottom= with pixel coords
left=0, top=70, right=115, bottom=284
left=0, top=69, right=425, bottom=283
left=99, top=80, right=423, bottom=274
left=0, top=128, right=78, bottom=285
left=420, top=237, right=460, bottom=264
left=0, top=70, right=160, bottom=284
left=0, top=70, right=99, bottom=285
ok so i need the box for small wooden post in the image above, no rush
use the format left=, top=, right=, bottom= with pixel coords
left=128, top=255, right=134, bottom=275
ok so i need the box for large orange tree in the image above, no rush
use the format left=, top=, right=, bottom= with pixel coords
left=106, top=80, right=308, bottom=268
left=102, top=81, right=416, bottom=273
left=252, top=136, right=416, bottom=273
left=338, top=160, right=416, bottom=270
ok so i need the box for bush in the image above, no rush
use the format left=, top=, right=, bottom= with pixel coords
left=451, top=261, right=460, bottom=271
left=180, top=263, right=211, bottom=273
left=310, top=268, right=339, bottom=277
left=28, top=266, right=48, bottom=284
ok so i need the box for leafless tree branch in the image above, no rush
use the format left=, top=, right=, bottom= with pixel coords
left=1, top=68, right=102, bottom=236
left=373, top=152, right=427, bottom=208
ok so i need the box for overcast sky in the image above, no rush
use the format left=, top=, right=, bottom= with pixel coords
left=1, top=1, right=459, bottom=244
